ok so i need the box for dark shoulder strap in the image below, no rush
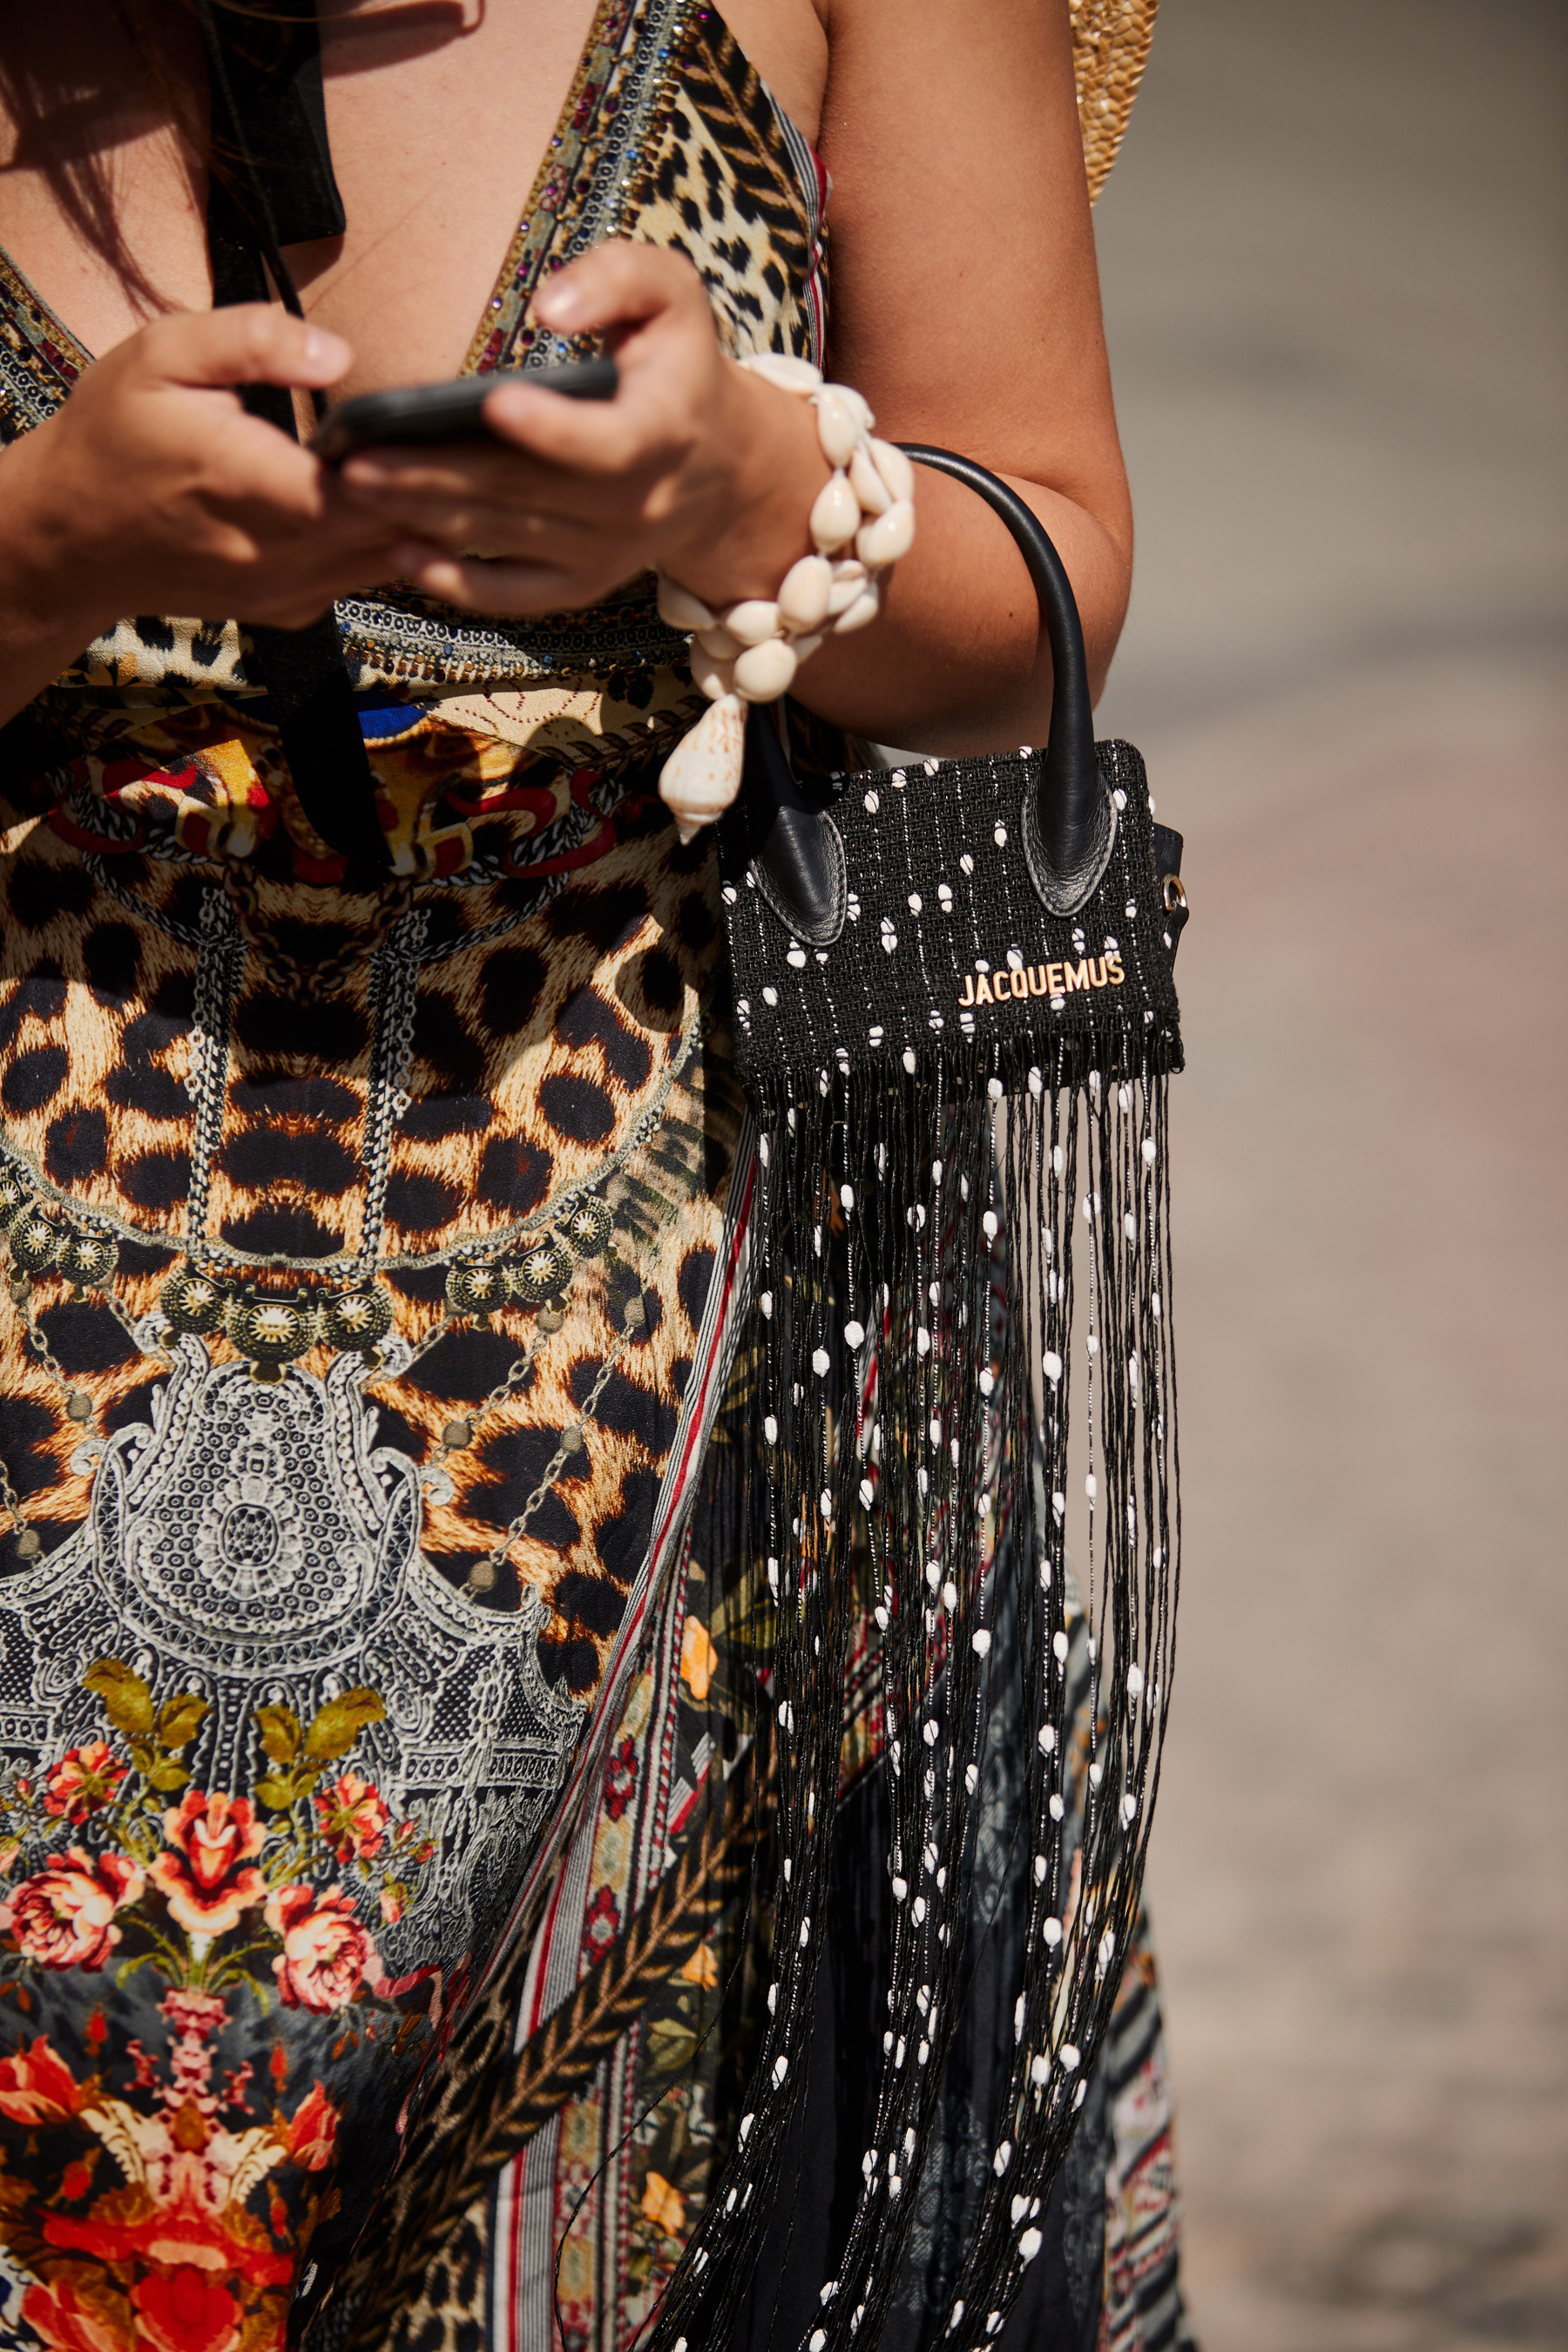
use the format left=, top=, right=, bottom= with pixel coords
left=199, top=2, right=344, bottom=254
left=197, top=0, right=389, bottom=871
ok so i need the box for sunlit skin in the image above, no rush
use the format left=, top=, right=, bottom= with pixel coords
left=0, top=0, right=1132, bottom=753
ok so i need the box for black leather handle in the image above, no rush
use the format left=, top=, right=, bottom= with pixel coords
left=897, top=446, right=1106, bottom=898
left=727, top=448, right=1120, bottom=939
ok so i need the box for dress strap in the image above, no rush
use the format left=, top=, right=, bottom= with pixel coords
left=197, top=0, right=344, bottom=267
left=196, top=0, right=390, bottom=873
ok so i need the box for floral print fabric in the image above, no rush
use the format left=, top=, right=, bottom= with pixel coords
left=0, top=1666, right=457, bottom=2349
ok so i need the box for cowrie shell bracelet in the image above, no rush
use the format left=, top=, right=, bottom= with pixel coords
left=655, top=354, right=916, bottom=843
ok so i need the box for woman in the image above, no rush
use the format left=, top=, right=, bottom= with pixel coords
left=0, top=3, right=1187, bottom=2347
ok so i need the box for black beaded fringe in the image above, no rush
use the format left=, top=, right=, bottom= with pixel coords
left=646, top=1052, right=1180, bottom=2352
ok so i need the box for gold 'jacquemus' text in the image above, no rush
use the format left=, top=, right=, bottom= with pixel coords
left=959, top=955, right=1125, bottom=1008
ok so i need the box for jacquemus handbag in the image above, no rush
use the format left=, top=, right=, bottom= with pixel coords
left=647, top=450, right=1187, bottom=2351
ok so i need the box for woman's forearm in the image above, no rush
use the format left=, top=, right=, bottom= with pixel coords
left=778, top=463, right=1130, bottom=751
left=0, top=302, right=1130, bottom=756
left=626, top=355, right=1132, bottom=756
left=0, top=428, right=1126, bottom=755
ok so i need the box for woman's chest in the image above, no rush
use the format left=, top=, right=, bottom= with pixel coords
left=301, top=0, right=828, bottom=395
left=0, top=0, right=828, bottom=393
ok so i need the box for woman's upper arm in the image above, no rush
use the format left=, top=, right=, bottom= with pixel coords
left=817, top=0, right=1132, bottom=570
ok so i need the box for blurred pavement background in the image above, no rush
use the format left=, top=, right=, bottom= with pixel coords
left=1088, top=3, right=1568, bottom=2346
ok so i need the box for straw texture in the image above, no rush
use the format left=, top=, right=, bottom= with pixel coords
left=1071, top=0, right=1162, bottom=203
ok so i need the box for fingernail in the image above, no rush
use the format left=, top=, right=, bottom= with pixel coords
left=304, top=324, right=350, bottom=372
left=535, top=279, right=582, bottom=327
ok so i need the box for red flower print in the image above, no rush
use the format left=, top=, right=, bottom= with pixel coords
left=127, top=2038, right=160, bottom=2090
left=0, top=1847, right=142, bottom=1970
left=312, top=1770, right=390, bottom=1867
left=44, top=1740, right=128, bottom=1825
left=22, top=2267, right=134, bottom=2352
left=131, top=2268, right=240, bottom=2352
left=265, top=1883, right=377, bottom=2013
left=284, top=2077, right=341, bottom=2172
left=583, top=1883, right=619, bottom=1960
left=0, top=2033, right=80, bottom=2124
left=43, top=2194, right=293, bottom=2288
left=157, top=1987, right=227, bottom=2119
left=148, top=1792, right=267, bottom=1938
left=428, top=1955, right=469, bottom=2065
left=391, top=1817, right=436, bottom=1866
left=603, top=1735, right=638, bottom=1822
left=160, top=1985, right=226, bottom=2041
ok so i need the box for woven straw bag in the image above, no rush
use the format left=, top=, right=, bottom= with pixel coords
left=1072, top=0, right=1162, bottom=200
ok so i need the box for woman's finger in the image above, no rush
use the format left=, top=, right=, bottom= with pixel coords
left=335, top=241, right=716, bottom=493
left=531, top=239, right=710, bottom=342
left=139, top=304, right=354, bottom=395
left=193, top=426, right=408, bottom=559
left=476, top=379, right=657, bottom=477
left=337, top=380, right=670, bottom=486
left=388, top=544, right=605, bottom=616
left=338, top=443, right=564, bottom=501
left=338, top=476, right=593, bottom=557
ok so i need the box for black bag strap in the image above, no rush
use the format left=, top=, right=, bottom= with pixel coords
left=729, top=445, right=1118, bottom=936
left=196, top=0, right=391, bottom=871
left=897, top=446, right=1106, bottom=890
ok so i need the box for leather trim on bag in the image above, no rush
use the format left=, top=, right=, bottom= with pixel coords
left=1019, top=763, right=1117, bottom=917
left=751, top=807, right=848, bottom=946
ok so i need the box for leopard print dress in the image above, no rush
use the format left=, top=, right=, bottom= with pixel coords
left=0, top=4, right=828, bottom=2347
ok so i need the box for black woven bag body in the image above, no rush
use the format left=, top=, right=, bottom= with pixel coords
left=726, top=728, right=1181, bottom=1110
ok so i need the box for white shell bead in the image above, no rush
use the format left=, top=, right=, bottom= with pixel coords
left=733, top=635, right=799, bottom=700
left=657, top=576, right=715, bottom=632
left=833, top=588, right=880, bottom=634
left=720, top=598, right=781, bottom=647
left=689, top=642, right=735, bottom=701
left=849, top=443, right=893, bottom=516
left=837, top=385, right=875, bottom=433
left=740, top=352, right=823, bottom=394
left=658, top=692, right=745, bottom=842
left=868, top=438, right=916, bottom=504
left=813, top=386, right=862, bottom=469
left=790, top=629, right=825, bottom=664
left=778, top=554, right=833, bottom=630
left=695, top=624, right=741, bottom=661
left=810, top=470, right=861, bottom=552
left=857, top=499, right=916, bottom=568
left=828, top=562, right=869, bottom=616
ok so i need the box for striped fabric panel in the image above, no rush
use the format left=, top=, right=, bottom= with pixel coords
left=1100, top=1911, right=1197, bottom=2352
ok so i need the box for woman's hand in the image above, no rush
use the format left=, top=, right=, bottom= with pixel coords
left=336, top=241, right=829, bottom=619
left=0, top=305, right=407, bottom=649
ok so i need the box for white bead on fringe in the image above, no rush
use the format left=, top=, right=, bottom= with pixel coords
left=655, top=356, right=916, bottom=844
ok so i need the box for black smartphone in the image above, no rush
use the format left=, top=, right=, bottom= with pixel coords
left=309, top=356, right=618, bottom=463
